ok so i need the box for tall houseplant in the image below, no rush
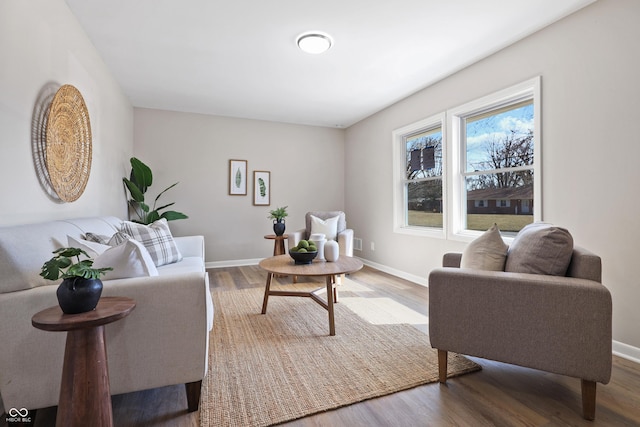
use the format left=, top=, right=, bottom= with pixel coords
left=40, top=247, right=113, bottom=314
left=268, top=206, right=288, bottom=236
left=123, top=157, right=188, bottom=224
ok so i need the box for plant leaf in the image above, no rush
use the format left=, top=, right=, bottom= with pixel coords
left=146, top=211, right=161, bottom=224
left=123, top=178, right=145, bottom=203
left=161, top=211, right=188, bottom=221
left=153, top=182, right=179, bottom=205
left=130, top=157, right=153, bottom=192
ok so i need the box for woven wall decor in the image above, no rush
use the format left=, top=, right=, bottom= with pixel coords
left=45, top=84, right=92, bottom=202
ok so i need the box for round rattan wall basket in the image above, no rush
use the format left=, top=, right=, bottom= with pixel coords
left=45, top=84, right=92, bottom=202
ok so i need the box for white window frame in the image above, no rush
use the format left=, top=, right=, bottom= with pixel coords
left=447, top=77, right=541, bottom=242
left=392, top=113, right=446, bottom=238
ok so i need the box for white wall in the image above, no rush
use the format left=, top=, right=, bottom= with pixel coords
left=0, top=0, right=133, bottom=226
left=345, top=0, right=640, bottom=351
left=133, top=108, right=345, bottom=263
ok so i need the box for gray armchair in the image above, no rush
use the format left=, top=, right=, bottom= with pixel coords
left=288, top=211, right=354, bottom=257
left=429, top=246, right=612, bottom=420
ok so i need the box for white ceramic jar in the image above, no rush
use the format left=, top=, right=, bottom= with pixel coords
left=309, top=233, right=327, bottom=261
left=324, top=240, right=339, bottom=262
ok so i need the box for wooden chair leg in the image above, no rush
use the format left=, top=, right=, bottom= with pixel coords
left=581, top=379, right=597, bottom=420
left=185, top=380, right=202, bottom=412
left=438, top=349, right=448, bottom=383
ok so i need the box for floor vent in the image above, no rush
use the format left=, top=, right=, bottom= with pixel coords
left=353, top=237, right=363, bottom=251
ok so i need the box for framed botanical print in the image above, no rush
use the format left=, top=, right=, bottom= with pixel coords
left=253, top=171, right=270, bottom=206
left=229, top=160, right=247, bottom=195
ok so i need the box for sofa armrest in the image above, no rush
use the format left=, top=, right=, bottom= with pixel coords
left=428, top=268, right=612, bottom=383
left=442, top=252, right=462, bottom=268
left=288, top=229, right=305, bottom=250
left=338, top=228, right=354, bottom=257
left=174, top=235, right=205, bottom=259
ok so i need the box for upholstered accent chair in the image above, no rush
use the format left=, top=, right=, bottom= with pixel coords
left=429, top=224, right=612, bottom=420
left=288, top=211, right=354, bottom=257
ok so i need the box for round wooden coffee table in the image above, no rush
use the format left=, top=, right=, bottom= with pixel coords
left=259, top=255, right=363, bottom=336
left=32, top=296, right=136, bottom=427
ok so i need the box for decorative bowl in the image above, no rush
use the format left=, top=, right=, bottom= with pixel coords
left=289, top=250, right=318, bottom=265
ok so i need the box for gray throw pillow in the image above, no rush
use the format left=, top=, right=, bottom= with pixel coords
left=505, top=222, right=574, bottom=276
left=460, top=223, right=508, bottom=271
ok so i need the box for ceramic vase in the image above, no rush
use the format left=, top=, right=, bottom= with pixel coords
left=56, top=277, right=103, bottom=314
left=273, top=219, right=285, bottom=236
left=324, top=240, right=339, bottom=262
left=309, top=233, right=327, bottom=261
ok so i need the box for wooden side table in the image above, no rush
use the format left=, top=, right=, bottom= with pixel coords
left=32, top=296, right=136, bottom=427
left=264, top=234, right=288, bottom=256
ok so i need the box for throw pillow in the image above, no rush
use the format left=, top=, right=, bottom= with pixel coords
left=107, top=231, right=132, bottom=246
left=92, top=239, right=158, bottom=280
left=460, top=223, right=508, bottom=271
left=84, top=232, right=110, bottom=244
left=120, top=219, right=183, bottom=267
left=85, top=231, right=132, bottom=247
left=505, top=222, right=574, bottom=276
left=310, top=215, right=339, bottom=241
left=68, top=235, right=110, bottom=258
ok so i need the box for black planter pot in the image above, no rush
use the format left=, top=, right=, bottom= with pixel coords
left=56, top=277, right=103, bottom=314
left=273, top=219, right=286, bottom=236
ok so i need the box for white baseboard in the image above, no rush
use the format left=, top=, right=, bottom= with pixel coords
left=206, top=258, right=261, bottom=269
left=205, top=257, right=640, bottom=363
left=613, top=340, right=640, bottom=364
left=359, top=259, right=427, bottom=287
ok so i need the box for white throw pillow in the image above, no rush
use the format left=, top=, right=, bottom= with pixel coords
left=68, top=235, right=111, bottom=258
left=460, top=223, right=508, bottom=271
left=120, top=219, right=183, bottom=267
left=310, top=215, right=339, bottom=241
left=92, top=239, right=158, bottom=280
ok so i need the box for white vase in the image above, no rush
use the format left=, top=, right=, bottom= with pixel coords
left=324, top=240, right=339, bottom=262
left=309, top=233, right=327, bottom=261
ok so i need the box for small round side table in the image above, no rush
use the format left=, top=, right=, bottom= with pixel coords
left=264, top=234, right=289, bottom=256
left=32, top=296, right=136, bottom=427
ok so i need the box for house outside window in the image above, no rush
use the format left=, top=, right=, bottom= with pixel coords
left=393, top=77, right=540, bottom=240
left=393, top=114, right=445, bottom=237
left=450, top=77, right=541, bottom=237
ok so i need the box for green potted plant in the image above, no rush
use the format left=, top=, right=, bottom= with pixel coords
left=268, top=206, right=288, bottom=236
left=40, top=247, right=113, bottom=314
left=122, top=157, right=188, bottom=224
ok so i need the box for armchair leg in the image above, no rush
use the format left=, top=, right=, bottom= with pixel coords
left=185, top=380, right=202, bottom=412
left=581, top=379, right=597, bottom=420
left=438, top=349, right=448, bottom=383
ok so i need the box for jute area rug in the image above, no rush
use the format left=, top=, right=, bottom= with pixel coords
left=200, top=283, right=480, bottom=427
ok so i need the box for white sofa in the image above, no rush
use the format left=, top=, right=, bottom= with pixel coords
left=0, top=216, right=213, bottom=417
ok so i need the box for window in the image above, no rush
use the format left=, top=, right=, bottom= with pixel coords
left=393, top=114, right=445, bottom=236
left=450, top=77, right=540, bottom=237
left=393, top=77, right=540, bottom=240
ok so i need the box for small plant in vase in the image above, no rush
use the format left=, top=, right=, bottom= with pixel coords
left=268, top=206, right=288, bottom=236
left=40, top=247, right=113, bottom=314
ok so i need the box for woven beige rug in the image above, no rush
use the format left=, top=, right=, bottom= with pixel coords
left=200, top=286, right=480, bottom=427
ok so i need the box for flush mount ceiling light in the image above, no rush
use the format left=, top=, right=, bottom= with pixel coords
left=296, top=32, right=333, bottom=54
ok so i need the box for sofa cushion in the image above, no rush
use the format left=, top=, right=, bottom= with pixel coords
left=505, top=222, right=574, bottom=276
left=460, top=223, right=508, bottom=271
left=121, top=219, right=182, bottom=267
left=92, top=239, right=158, bottom=280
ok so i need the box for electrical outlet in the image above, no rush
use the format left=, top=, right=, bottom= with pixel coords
left=371, top=242, right=375, bottom=251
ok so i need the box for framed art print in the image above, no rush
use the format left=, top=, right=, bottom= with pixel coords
left=253, top=171, right=270, bottom=205
left=229, top=160, right=247, bottom=195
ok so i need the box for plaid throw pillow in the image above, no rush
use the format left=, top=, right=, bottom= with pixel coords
left=120, top=219, right=182, bottom=267
left=84, top=231, right=131, bottom=247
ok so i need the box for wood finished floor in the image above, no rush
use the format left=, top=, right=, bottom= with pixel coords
left=6, top=265, right=640, bottom=426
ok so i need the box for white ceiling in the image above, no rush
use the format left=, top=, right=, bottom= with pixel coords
left=65, top=0, right=595, bottom=128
